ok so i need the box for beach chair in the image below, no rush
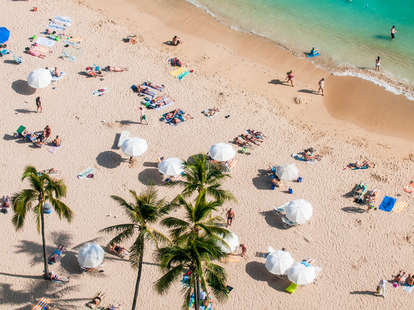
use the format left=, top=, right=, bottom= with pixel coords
left=13, top=55, right=23, bottom=64
left=61, top=50, right=76, bottom=61
left=16, top=125, right=26, bottom=137
left=117, top=131, right=130, bottom=148
left=285, top=282, right=297, bottom=294
left=281, top=216, right=296, bottom=227
left=32, top=297, right=50, bottom=310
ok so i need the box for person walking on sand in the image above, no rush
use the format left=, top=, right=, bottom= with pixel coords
left=36, top=96, right=42, bottom=113
left=375, top=56, right=381, bottom=71
left=138, top=107, right=148, bottom=125
left=286, top=70, right=294, bottom=87
left=390, top=25, right=397, bottom=40
left=240, top=244, right=247, bottom=258
left=226, top=208, right=235, bottom=227
left=317, top=78, right=325, bottom=96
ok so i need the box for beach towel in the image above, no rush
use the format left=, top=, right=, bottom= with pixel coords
left=62, top=50, right=76, bottom=61
left=393, top=200, right=408, bottom=213
left=50, top=70, right=65, bottom=81
left=291, top=153, right=316, bottom=163
left=48, top=22, right=66, bottom=31
left=32, top=298, right=50, bottom=310
left=142, top=81, right=164, bottom=92
left=403, top=285, right=414, bottom=293
left=77, top=168, right=94, bottom=179
left=93, top=88, right=109, bottom=96
left=47, top=146, right=61, bottom=154
left=177, top=70, right=190, bottom=80
left=63, top=40, right=81, bottom=49
left=53, top=16, right=72, bottom=26
left=35, top=37, right=56, bottom=48
left=169, top=67, right=186, bottom=77
left=13, top=55, right=23, bottom=64
left=379, top=196, right=397, bottom=212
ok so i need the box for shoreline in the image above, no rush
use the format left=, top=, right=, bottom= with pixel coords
left=184, top=0, right=414, bottom=102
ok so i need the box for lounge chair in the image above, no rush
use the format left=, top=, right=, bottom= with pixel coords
left=117, top=131, right=130, bottom=148
left=16, top=125, right=26, bottom=137
left=285, top=282, right=297, bottom=294
left=32, top=297, right=50, bottom=310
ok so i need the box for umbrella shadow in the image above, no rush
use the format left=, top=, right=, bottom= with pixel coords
left=11, top=80, right=36, bottom=95
left=60, top=252, right=82, bottom=275
left=245, top=261, right=289, bottom=292
left=260, top=210, right=289, bottom=230
left=138, top=168, right=163, bottom=185
left=252, top=169, right=272, bottom=190
left=96, top=151, right=123, bottom=169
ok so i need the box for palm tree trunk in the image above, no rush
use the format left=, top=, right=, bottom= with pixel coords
left=131, top=242, right=144, bottom=310
left=194, top=273, right=200, bottom=310
left=40, top=208, right=49, bottom=279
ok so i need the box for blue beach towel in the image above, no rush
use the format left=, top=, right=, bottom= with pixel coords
left=379, top=196, right=396, bottom=212
left=177, top=70, right=190, bottom=80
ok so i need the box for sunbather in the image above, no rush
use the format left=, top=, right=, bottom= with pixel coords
left=233, top=136, right=250, bottom=147
left=300, top=147, right=322, bottom=161
left=202, top=107, right=219, bottom=117
left=44, top=125, right=51, bottom=139
left=109, top=244, right=128, bottom=258
left=137, top=86, right=155, bottom=98
left=86, top=291, right=105, bottom=309
left=105, top=66, right=128, bottom=72
left=25, top=47, right=46, bottom=58
left=345, top=160, right=375, bottom=170
left=47, top=272, right=68, bottom=282
left=406, top=274, right=414, bottom=286
left=53, top=67, right=61, bottom=77
left=48, top=244, right=64, bottom=264
left=86, top=69, right=103, bottom=78
left=391, top=271, right=406, bottom=287
left=104, top=304, right=121, bottom=310
left=1, top=195, right=10, bottom=209
left=143, top=81, right=164, bottom=91
left=247, top=129, right=265, bottom=139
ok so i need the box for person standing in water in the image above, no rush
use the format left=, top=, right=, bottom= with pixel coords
left=390, top=26, right=397, bottom=40
left=375, top=56, right=381, bottom=71
left=317, top=78, right=325, bottom=96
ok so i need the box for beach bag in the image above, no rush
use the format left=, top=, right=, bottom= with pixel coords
left=170, top=57, right=182, bottom=67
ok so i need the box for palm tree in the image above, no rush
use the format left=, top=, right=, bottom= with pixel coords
left=101, top=187, right=171, bottom=310
left=177, top=154, right=234, bottom=202
left=155, top=235, right=230, bottom=310
left=161, top=190, right=228, bottom=244
left=12, top=166, right=73, bottom=278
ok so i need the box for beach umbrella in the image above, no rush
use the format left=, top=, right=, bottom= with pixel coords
left=217, top=231, right=239, bottom=254
left=77, top=242, right=104, bottom=268
left=209, top=143, right=235, bottom=162
left=265, top=250, right=295, bottom=275
left=27, top=69, right=52, bottom=89
left=284, top=199, right=313, bottom=224
left=0, top=27, right=10, bottom=44
left=121, top=137, right=148, bottom=157
left=287, top=262, right=317, bottom=285
left=274, top=164, right=299, bottom=181
left=158, top=157, right=184, bottom=176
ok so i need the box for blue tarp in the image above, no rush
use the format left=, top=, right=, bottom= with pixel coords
left=379, top=196, right=396, bottom=212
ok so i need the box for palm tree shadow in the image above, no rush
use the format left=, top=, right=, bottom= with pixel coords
left=96, top=151, right=124, bottom=169
left=15, top=240, right=55, bottom=266
left=260, top=210, right=289, bottom=230
left=11, top=80, right=36, bottom=95
left=245, top=261, right=290, bottom=292
left=138, top=168, right=163, bottom=185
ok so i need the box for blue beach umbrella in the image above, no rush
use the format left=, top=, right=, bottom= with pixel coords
left=0, top=27, right=10, bottom=44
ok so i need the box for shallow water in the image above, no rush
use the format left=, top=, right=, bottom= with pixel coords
left=188, top=0, right=414, bottom=88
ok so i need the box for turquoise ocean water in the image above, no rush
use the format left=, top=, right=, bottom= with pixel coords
left=187, top=0, right=414, bottom=96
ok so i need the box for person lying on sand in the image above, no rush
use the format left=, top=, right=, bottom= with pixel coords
left=25, top=47, right=46, bottom=58
left=48, top=244, right=64, bottom=264
left=109, top=244, right=129, bottom=258
left=170, top=113, right=193, bottom=124
left=44, top=125, right=51, bottom=139
left=202, top=107, right=219, bottom=117
left=86, top=69, right=103, bottom=78
left=391, top=271, right=406, bottom=287
left=233, top=136, right=251, bottom=147
left=344, top=160, right=375, bottom=170
left=143, top=81, right=164, bottom=91
left=105, top=66, right=128, bottom=72
left=47, top=272, right=69, bottom=282
left=52, top=135, right=61, bottom=147
left=86, top=291, right=105, bottom=309
left=247, top=129, right=266, bottom=138
left=406, top=274, right=414, bottom=286
left=104, top=304, right=122, bottom=310
left=53, top=67, right=61, bottom=77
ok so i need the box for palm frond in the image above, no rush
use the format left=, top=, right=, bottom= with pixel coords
left=21, top=166, right=37, bottom=181
left=11, top=189, right=38, bottom=230
left=48, top=197, right=72, bottom=222
left=129, top=233, right=145, bottom=269
left=154, top=264, right=185, bottom=295
left=204, top=263, right=228, bottom=301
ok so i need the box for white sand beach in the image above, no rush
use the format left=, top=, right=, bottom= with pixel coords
left=0, top=0, right=414, bottom=309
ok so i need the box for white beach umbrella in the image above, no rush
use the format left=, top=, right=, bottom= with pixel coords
left=217, top=231, right=239, bottom=254
left=274, top=164, right=299, bottom=181
left=158, top=157, right=184, bottom=176
left=121, top=137, right=148, bottom=157
left=209, top=143, right=235, bottom=162
left=265, top=250, right=295, bottom=275
left=77, top=242, right=104, bottom=268
left=27, top=68, right=52, bottom=88
left=287, top=262, right=317, bottom=285
left=284, top=199, right=313, bottom=225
